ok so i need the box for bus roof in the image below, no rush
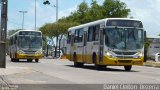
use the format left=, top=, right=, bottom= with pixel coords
left=9, top=30, right=42, bottom=38
left=68, top=18, right=142, bottom=31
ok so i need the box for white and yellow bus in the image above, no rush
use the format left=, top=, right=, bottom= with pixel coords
left=66, top=18, right=144, bottom=71
left=9, top=30, right=42, bottom=62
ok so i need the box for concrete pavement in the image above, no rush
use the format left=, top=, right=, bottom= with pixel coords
left=0, top=66, right=31, bottom=89
left=144, top=60, right=160, bottom=68
left=1, top=56, right=160, bottom=90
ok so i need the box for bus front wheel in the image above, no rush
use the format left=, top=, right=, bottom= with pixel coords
left=35, top=59, right=39, bottom=63
left=15, top=59, right=19, bottom=62
left=93, top=55, right=102, bottom=70
left=27, top=59, right=32, bottom=62
left=11, top=58, right=14, bottom=62
left=124, top=65, right=132, bottom=71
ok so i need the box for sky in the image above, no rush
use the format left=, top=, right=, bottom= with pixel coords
left=7, top=0, right=160, bottom=37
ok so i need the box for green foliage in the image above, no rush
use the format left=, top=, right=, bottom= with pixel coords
left=6, top=29, right=21, bottom=51
left=102, top=0, right=130, bottom=18
left=59, top=0, right=130, bottom=24
left=8, top=29, right=21, bottom=37
left=40, top=0, right=130, bottom=51
left=144, top=41, right=150, bottom=49
left=39, top=22, right=79, bottom=38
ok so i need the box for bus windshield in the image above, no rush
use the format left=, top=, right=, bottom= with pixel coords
left=105, top=27, right=144, bottom=50
left=18, top=35, right=42, bottom=50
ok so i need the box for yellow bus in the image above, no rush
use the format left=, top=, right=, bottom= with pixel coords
left=9, top=30, right=42, bottom=62
left=66, top=18, right=144, bottom=71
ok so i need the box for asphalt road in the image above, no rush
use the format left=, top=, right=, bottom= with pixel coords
left=2, top=56, right=160, bottom=90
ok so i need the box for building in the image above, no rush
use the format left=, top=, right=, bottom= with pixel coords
left=60, top=36, right=67, bottom=54
left=147, top=36, right=160, bottom=59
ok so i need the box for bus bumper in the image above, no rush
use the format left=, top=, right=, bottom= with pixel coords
left=100, top=56, right=144, bottom=66
left=16, top=53, right=42, bottom=59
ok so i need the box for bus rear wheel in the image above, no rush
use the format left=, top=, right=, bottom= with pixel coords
left=35, top=59, right=39, bottom=63
left=73, top=54, right=83, bottom=67
left=124, top=65, right=132, bottom=71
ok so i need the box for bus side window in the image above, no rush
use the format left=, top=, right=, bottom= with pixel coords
left=78, top=29, right=83, bottom=42
left=74, top=30, right=79, bottom=43
left=13, top=36, right=16, bottom=44
left=94, top=25, right=100, bottom=41
left=88, top=27, right=93, bottom=41
left=10, top=38, right=13, bottom=45
left=15, top=35, right=17, bottom=44
left=67, top=32, right=71, bottom=44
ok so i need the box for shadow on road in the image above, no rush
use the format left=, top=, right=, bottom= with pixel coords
left=10, top=60, right=39, bottom=63
left=65, top=65, right=139, bottom=72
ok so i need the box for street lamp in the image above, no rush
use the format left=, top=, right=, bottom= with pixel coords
left=43, top=0, right=58, bottom=21
left=43, top=0, right=59, bottom=57
left=19, top=11, right=27, bottom=30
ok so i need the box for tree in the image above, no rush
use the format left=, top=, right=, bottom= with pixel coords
left=39, top=22, right=79, bottom=57
left=59, top=0, right=130, bottom=24
left=6, top=29, right=21, bottom=53
left=8, top=29, right=21, bottom=37
left=102, top=0, right=130, bottom=18
left=86, top=0, right=103, bottom=22
left=40, top=0, right=131, bottom=56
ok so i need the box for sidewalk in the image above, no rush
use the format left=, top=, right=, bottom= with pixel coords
left=0, top=66, right=31, bottom=89
left=144, top=60, right=160, bottom=68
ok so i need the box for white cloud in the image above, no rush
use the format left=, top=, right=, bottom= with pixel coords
left=21, top=0, right=78, bottom=30
left=8, top=0, right=160, bottom=37
left=121, top=0, right=160, bottom=37
left=59, top=4, right=77, bottom=18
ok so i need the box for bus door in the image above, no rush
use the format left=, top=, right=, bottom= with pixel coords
left=83, top=31, right=87, bottom=62
left=70, top=34, right=74, bottom=61
left=99, top=28, right=104, bottom=63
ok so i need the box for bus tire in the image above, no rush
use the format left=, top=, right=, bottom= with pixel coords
left=35, top=59, right=39, bottom=63
left=124, top=65, right=132, bottom=71
left=93, top=54, right=101, bottom=70
left=11, top=58, right=14, bottom=62
left=15, top=59, right=19, bottom=62
left=27, top=59, right=32, bottom=62
left=73, top=54, right=83, bottom=67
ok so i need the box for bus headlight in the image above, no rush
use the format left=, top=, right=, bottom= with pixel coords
left=35, top=50, right=42, bottom=55
left=138, top=53, right=143, bottom=57
left=137, top=52, right=144, bottom=58
left=18, top=50, right=25, bottom=54
left=106, top=52, right=113, bottom=58
left=134, top=52, right=144, bottom=58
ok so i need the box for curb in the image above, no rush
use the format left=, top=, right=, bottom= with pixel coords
left=144, top=61, right=160, bottom=68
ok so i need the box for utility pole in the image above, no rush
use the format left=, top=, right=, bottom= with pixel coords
left=56, top=0, right=58, bottom=22
left=19, top=11, right=27, bottom=30
left=55, top=0, right=59, bottom=57
left=35, top=0, right=36, bottom=30
left=43, top=0, right=59, bottom=57
left=0, top=0, right=8, bottom=68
